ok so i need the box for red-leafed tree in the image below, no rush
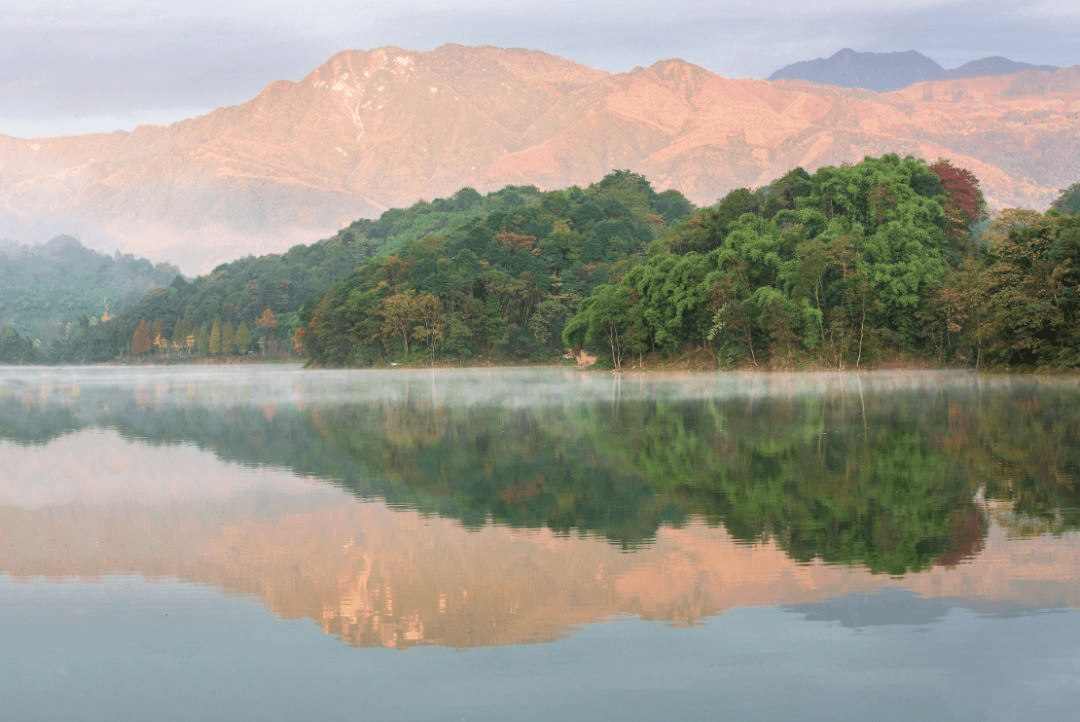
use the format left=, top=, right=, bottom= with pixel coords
left=131, top=320, right=151, bottom=356
left=256, top=307, right=278, bottom=354
left=929, top=159, right=987, bottom=243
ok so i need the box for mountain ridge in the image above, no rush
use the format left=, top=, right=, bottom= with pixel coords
left=769, top=48, right=1059, bottom=92
left=2, top=44, right=1078, bottom=273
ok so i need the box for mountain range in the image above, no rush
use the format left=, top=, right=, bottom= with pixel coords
left=2, top=44, right=1078, bottom=273
left=769, top=48, right=1059, bottom=92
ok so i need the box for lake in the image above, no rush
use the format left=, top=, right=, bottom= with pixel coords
left=1, top=365, right=1078, bottom=721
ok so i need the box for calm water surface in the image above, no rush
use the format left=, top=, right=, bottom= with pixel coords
left=1, top=365, right=1078, bottom=721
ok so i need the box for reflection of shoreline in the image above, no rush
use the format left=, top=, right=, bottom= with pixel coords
left=1, top=431, right=1077, bottom=649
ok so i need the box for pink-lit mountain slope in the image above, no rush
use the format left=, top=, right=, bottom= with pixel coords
left=2, top=44, right=1077, bottom=272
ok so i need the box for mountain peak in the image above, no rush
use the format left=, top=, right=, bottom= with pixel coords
left=945, top=56, right=1058, bottom=80
left=770, top=48, right=1059, bottom=92
left=1, top=44, right=1076, bottom=273
left=769, top=49, right=943, bottom=92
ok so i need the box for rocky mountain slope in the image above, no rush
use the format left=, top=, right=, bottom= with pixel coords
left=2, top=44, right=1078, bottom=272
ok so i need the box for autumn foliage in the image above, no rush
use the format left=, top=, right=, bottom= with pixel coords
left=130, top=320, right=151, bottom=356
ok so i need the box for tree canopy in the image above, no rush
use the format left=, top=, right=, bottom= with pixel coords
left=15, top=158, right=1080, bottom=372
left=300, top=171, right=694, bottom=366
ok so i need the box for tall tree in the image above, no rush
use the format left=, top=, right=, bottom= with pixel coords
left=131, top=320, right=151, bottom=356
left=221, top=321, right=235, bottom=355
left=234, top=322, right=252, bottom=355
left=929, top=159, right=987, bottom=253
left=208, top=318, right=222, bottom=355
left=379, top=292, right=417, bottom=356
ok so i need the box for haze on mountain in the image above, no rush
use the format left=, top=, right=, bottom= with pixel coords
left=2, top=44, right=1079, bottom=274
left=769, top=48, right=1059, bottom=92
left=5, top=0, right=1079, bottom=138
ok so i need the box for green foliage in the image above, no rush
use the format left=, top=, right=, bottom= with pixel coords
left=24, top=160, right=1080, bottom=371
left=234, top=322, right=253, bottom=354
left=976, top=210, right=1080, bottom=368
left=344, top=185, right=548, bottom=259
left=302, top=172, right=695, bottom=366
left=1050, top=183, right=1080, bottom=216
left=0, top=235, right=178, bottom=348
left=568, top=155, right=976, bottom=368
left=44, top=222, right=376, bottom=362
left=5, top=370, right=1077, bottom=567
left=0, top=326, right=37, bottom=364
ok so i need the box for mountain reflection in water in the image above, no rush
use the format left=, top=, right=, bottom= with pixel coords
left=2, top=366, right=1079, bottom=650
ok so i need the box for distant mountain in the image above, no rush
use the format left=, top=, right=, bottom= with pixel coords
left=769, top=48, right=944, bottom=92
left=2, top=44, right=1078, bottom=273
left=770, top=48, right=1058, bottom=92
left=945, top=56, right=1058, bottom=80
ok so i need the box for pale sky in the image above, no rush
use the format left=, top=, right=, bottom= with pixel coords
left=1, top=0, right=1077, bottom=137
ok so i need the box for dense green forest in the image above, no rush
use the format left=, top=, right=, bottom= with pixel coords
left=564, top=157, right=1080, bottom=370
left=40, top=234, right=371, bottom=364
left=4, top=156, right=1078, bottom=370
left=300, top=171, right=694, bottom=365
left=0, top=235, right=180, bottom=360
left=7, top=184, right=582, bottom=365
left=300, top=155, right=1080, bottom=371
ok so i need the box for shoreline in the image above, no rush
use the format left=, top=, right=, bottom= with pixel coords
left=8, top=350, right=1079, bottom=376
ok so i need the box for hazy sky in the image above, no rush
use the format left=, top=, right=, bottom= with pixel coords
left=1, top=0, right=1077, bottom=137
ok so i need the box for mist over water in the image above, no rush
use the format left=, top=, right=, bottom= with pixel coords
left=2, top=361, right=1062, bottom=408
left=2, top=365, right=1079, bottom=720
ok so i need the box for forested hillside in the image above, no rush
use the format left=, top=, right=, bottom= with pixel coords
left=9, top=157, right=1079, bottom=371
left=35, top=185, right=579, bottom=364
left=299, top=171, right=694, bottom=366
left=0, top=236, right=179, bottom=362
left=302, top=154, right=1080, bottom=371
left=565, top=155, right=1080, bottom=370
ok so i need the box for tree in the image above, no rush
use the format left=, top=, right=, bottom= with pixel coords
left=208, top=318, right=222, bottom=355
left=562, top=284, right=647, bottom=368
left=411, top=293, right=445, bottom=363
left=256, top=307, right=277, bottom=353
left=379, top=292, right=417, bottom=356
left=172, top=317, right=185, bottom=354
left=1050, top=183, right=1080, bottom=216
left=234, top=322, right=252, bottom=355
left=980, top=210, right=1080, bottom=367
left=221, top=321, right=235, bottom=355
left=929, top=159, right=987, bottom=253
left=150, top=318, right=165, bottom=350
left=131, top=320, right=151, bottom=356
left=0, top=327, right=36, bottom=363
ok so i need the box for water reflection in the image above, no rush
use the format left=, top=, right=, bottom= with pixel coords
left=3, top=367, right=1078, bottom=567
left=2, top=362, right=1080, bottom=651
left=3, top=427, right=1080, bottom=651
left=4, top=366, right=1079, bottom=722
